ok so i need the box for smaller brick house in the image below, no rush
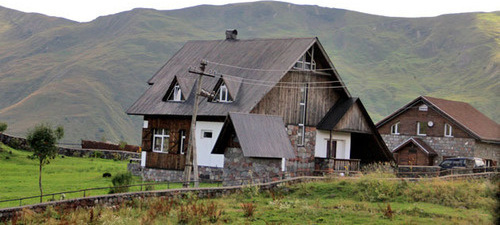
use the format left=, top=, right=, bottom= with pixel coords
left=376, top=96, right=500, bottom=166
left=212, top=113, right=295, bottom=186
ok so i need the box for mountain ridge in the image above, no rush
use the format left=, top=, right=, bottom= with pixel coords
left=0, top=2, right=498, bottom=144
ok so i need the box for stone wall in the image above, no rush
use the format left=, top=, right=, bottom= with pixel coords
left=285, top=125, right=316, bottom=175
left=0, top=176, right=325, bottom=221
left=474, top=142, right=500, bottom=165
left=0, top=133, right=139, bottom=161
left=128, top=164, right=223, bottom=182
left=222, top=147, right=283, bottom=186
left=381, top=134, right=476, bottom=165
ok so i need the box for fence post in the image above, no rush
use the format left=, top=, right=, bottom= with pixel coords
left=140, top=183, right=143, bottom=192
left=167, top=181, right=169, bottom=189
left=83, top=190, right=86, bottom=197
left=19, top=199, right=22, bottom=206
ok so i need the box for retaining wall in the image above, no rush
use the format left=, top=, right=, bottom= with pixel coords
left=0, top=176, right=324, bottom=221
left=128, top=163, right=223, bottom=181
left=0, top=133, right=139, bottom=160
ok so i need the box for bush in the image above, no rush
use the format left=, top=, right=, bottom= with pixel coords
left=8, top=138, right=21, bottom=149
left=118, top=141, right=127, bottom=150
left=109, top=172, right=133, bottom=194
left=0, top=122, right=7, bottom=133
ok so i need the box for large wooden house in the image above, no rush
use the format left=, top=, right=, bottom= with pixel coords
left=127, top=30, right=392, bottom=181
left=376, top=96, right=500, bottom=166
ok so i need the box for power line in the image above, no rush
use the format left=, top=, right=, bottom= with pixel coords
left=206, top=60, right=336, bottom=72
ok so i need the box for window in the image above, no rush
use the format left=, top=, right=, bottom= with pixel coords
left=390, top=122, right=400, bottom=135
left=326, top=140, right=337, bottom=158
left=164, top=80, right=183, bottom=102
left=297, top=84, right=308, bottom=146
left=294, top=47, right=316, bottom=71
left=444, top=123, right=453, bottom=137
left=416, top=122, right=426, bottom=136
left=418, top=104, right=428, bottom=111
left=178, top=130, right=186, bottom=154
left=152, top=129, right=169, bottom=153
left=213, top=82, right=232, bottom=103
left=202, top=130, right=213, bottom=139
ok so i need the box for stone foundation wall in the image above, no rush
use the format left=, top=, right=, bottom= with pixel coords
left=0, top=133, right=138, bottom=160
left=128, top=164, right=223, bottom=182
left=285, top=125, right=316, bottom=175
left=222, top=147, right=282, bottom=186
left=381, top=134, right=476, bottom=164
left=474, top=142, right=500, bottom=164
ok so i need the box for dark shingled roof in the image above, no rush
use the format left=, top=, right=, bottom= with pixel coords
left=392, top=137, right=437, bottom=156
left=376, top=96, right=500, bottom=143
left=126, top=37, right=348, bottom=116
left=212, top=113, right=295, bottom=159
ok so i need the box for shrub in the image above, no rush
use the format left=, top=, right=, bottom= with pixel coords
left=109, top=172, right=133, bottom=194
left=8, top=138, right=21, bottom=149
left=241, top=202, right=256, bottom=218
left=0, top=122, right=7, bottom=133
left=92, top=151, right=103, bottom=158
left=118, top=141, right=127, bottom=150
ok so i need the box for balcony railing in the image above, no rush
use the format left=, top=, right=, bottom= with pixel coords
left=146, top=152, right=186, bottom=170
left=315, top=158, right=361, bottom=172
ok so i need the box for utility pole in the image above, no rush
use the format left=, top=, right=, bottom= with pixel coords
left=183, top=60, right=214, bottom=188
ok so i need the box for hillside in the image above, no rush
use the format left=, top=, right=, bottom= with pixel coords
left=0, top=2, right=498, bottom=144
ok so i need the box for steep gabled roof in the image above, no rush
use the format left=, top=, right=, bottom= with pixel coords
left=212, top=113, right=295, bottom=159
left=392, top=137, right=437, bottom=156
left=376, top=96, right=500, bottom=143
left=127, top=37, right=349, bottom=116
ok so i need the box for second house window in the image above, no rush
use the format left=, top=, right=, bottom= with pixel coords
left=153, top=129, right=169, bottom=153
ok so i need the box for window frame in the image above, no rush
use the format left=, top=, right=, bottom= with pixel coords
left=152, top=129, right=170, bottom=153
left=178, top=130, right=186, bottom=154
left=213, top=82, right=232, bottom=103
left=297, top=84, right=308, bottom=146
left=444, top=123, right=453, bottom=137
left=416, top=121, right=426, bottom=136
left=390, top=122, right=400, bottom=135
left=166, top=81, right=184, bottom=102
left=201, top=130, right=213, bottom=139
left=293, top=47, right=316, bottom=71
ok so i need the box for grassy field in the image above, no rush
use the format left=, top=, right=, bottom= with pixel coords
left=0, top=143, right=217, bottom=208
left=9, top=175, right=498, bottom=224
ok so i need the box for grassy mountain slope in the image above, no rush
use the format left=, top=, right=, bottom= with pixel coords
left=0, top=2, right=498, bottom=144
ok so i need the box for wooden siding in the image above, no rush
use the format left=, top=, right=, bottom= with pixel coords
left=250, top=71, right=341, bottom=126
left=333, top=102, right=371, bottom=133
left=142, top=116, right=191, bottom=152
left=145, top=152, right=186, bottom=170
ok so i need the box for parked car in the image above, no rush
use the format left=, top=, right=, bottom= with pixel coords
left=438, top=157, right=485, bottom=169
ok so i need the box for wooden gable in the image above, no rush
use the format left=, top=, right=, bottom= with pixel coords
left=333, top=102, right=372, bottom=133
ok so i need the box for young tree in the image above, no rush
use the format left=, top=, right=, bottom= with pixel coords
left=0, top=122, right=7, bottom=133
left=26, top=123, right=64, bottom=202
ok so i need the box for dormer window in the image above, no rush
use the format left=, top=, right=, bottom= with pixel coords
left=163, top=77, right=188, bottom=102
left=213, top=82, right=233, bottom=103
left=391, top=122, right=400, bottom=135
left=294, top=47, right=316, bottom=71
left=168, top=83, right=182, bottom=101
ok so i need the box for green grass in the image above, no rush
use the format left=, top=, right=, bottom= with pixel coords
left=9, top=177, right=498, bottom=224
left=0, top=143, right=219, bottom=208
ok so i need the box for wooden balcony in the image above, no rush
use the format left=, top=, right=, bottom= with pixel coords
left=315, top=158, right=361, bottom=172
left=146, top=151, right=186, bottom=170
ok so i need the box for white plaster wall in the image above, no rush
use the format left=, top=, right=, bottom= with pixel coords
left=195, top=121, right=224, bottom=167
left=314, top=130, right=351, bottom=159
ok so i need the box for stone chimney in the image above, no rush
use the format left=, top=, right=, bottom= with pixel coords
left=225, top=29, right=238, bottom=40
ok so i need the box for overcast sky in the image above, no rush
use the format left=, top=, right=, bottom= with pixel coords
left=0, top=0, right=499, bottom=22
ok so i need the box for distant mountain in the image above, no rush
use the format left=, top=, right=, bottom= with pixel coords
left=0, top=2, right=498, bottom=144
